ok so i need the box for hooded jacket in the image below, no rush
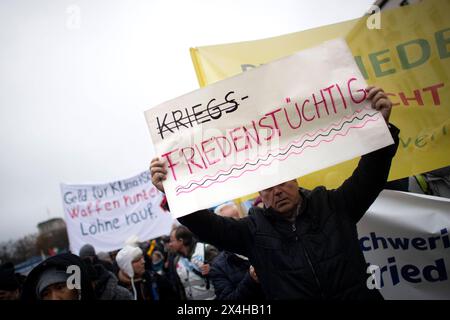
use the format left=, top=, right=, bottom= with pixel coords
left=178, top=124, right=399, bottom=300
left=115, top=245, right=143, bottom=300
left=21, top=253, right=96, bottom=301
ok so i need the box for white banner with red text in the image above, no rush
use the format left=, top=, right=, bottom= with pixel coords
left=61, top=170, right=174, bottom=254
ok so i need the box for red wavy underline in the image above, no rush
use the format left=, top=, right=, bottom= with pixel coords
left=175, top=116, right=379, bottom=196
left=175, top=107, right=371, bottom=192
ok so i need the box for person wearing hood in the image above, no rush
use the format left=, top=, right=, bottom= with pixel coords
left=116, top=245, right=177, bottom=301
left=150, top=87, right=399, bottom=300
left=21, top=253, right=96, bottom=301
left=83, top=259, right=132, bottom=300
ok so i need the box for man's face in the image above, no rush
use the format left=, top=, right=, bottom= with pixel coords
left=259, top=179, right=300, bottom=215
left=41, top=282, right=79, bottom=300
left=132, top=255, right=146, bottom=277
left=168, top=230, right=183, bottom=254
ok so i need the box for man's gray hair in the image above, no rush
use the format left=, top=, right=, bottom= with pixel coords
left=214, top=202, right=238, bottom=215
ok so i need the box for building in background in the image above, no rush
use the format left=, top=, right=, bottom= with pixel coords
left=36, top=218, right=69, bottom=257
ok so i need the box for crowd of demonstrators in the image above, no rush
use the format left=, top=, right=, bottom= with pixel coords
left=4, top=86, right=447, bottom=302
left=1, top=233, right=184, bottom=300
left=149, top=86, right=398, bottom=300
left=209, top=203, right=265, bottom=300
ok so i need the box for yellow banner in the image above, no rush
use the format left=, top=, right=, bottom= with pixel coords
left=190, top=0, right=450, bottom=200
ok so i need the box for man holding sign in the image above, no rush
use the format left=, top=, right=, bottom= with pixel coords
left=145, top=39, right=399, bottom=299
left=149, top=85, right=398, bottom=300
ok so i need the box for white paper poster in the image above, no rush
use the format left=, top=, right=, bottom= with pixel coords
left=145, top=39, right=393, bottom=218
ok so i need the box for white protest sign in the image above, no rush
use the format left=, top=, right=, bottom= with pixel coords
left=144, top=38, right=393, bottom=218
left=61, top=170, right=174, bottom=254
left=358, top=190, right=450, bottom=300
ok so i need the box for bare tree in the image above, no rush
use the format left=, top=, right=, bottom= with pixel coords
left=0, top=234, right=38, bottom=265
left=14, top=234, right=38, bottom=262
left=0, top=240, right=14, bottom=264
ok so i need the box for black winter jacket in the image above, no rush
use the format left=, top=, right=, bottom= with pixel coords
left=209, top=251, right=265, bottom=300
left=93, top=265, right=133, bottom=300
left=179, top=124, right=399, bottom=300
left=21, top=253, right=96, bottom=301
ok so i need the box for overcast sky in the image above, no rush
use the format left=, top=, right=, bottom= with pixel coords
left=0, top=0, right=374, bottom=242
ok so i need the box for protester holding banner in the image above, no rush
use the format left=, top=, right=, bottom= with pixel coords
left=150, top=86, right=399, bottom=300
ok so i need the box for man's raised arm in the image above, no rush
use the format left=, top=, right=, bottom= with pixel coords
left=150, top=158, right=251, bottom=256
left=329, top=86, right=400, bottom=223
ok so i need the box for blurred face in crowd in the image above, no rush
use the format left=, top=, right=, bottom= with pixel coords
left=168, top=230, right=184, bottom=254
left=162, top=237, right=171, bottom=253
left=0, top=289, right=19, bottom=300
left=41, top=282, right=79, bottom=300
left=259, top=179, right=301, bottom=217
left=218, top=204, right=240, bottom=219
left=132, top=254, right=146, bottom=277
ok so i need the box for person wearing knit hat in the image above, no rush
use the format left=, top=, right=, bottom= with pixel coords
left=116, top=245, right=145, bottom=300
left=79, top=244, right=96, bottom=261
left=35, top=267, right=74, bottom=300
left=116, top=245, right=177, bottom=301
left=21, top=253, right=96, bottom=301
